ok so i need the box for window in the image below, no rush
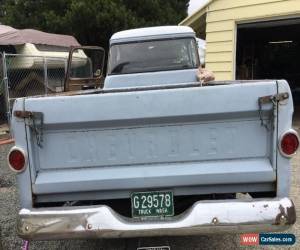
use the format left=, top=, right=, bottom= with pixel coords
left=108, top=38, right=199, bottom=75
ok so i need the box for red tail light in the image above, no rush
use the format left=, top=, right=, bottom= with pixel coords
left=279, top=130, right=299, bottom=157
left=7, top=147, right=27, bottom=172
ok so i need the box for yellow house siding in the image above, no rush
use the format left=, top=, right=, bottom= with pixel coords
left=206, top=30, right=233, bottom=42
left=206, top=20, right=234, bottom=32
left=207, top=0, right=300, bottom=23
left=208, top=0, right=286, bottom=12
left=210, top=72, right=233, bottom=80
left=206, top=62, right=232, bottom=72
left=202, top=0, right=300, bottom=80
left=206, top=52, right=232, bottom=62
left=206, top=41, right=232, bottom=53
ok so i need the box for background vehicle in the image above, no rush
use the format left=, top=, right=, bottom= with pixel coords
left=0, top=25, right=88, bottom=124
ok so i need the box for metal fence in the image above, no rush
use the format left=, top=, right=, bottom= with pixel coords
left=0, top=52, right=6, bottom=125
left=0, top=53, right=68, bottom=125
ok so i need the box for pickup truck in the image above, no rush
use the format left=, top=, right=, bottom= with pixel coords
left=7, top=26, right=298, bottom=240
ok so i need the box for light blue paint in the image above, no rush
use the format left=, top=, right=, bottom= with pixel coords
left=10, top=26, right=295, bottom=209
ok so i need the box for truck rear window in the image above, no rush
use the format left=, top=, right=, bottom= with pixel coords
left=108, top=38, right=199, bottom=75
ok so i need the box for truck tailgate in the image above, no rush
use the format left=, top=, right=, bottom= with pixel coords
left=23, top=81, right=277, bottom=200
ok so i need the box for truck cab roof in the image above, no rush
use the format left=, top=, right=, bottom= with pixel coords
left=110, top=26, right=195, bottom=44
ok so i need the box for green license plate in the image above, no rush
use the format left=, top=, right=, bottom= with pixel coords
left=131, top=191, right=174, bottom=218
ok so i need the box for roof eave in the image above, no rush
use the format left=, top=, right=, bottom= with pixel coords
left=179, top=0, right=214, bottom=26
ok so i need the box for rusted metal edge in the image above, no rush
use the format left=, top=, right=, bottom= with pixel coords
left=20, top=80, right=281, bottom=99
left=14, top=111, right=34, bottom=119
left=258, top=92, right=289, bottom=105
left=30, top=82, right=204, bottom=98
left=64, top=46, right=105, bottom=92
left=0, top=138, right=15, bottom=145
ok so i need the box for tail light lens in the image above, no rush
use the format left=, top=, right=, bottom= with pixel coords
left=279, top=130, right=299, bottom=157
left=7, top=147, right=27, bottom=172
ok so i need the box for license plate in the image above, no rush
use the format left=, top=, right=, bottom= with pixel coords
left=131, top=191, right=174, bottom=218
left=137, top=247, right=170, bottom=250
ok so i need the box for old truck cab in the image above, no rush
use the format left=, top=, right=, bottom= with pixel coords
left=8, top=26, right=298, bottom=240
left=105, top=26, right=199, bottom=88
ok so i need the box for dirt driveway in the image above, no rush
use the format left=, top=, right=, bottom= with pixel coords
left=0, top=114, right=299, bottom=250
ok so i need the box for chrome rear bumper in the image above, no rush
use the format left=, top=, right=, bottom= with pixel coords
left=18, top=198, right=296, bottom=240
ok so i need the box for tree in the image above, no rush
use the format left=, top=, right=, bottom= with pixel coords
left=0, top=0, right=189, bottom=50
left=123, top=0, right=189, bottom=27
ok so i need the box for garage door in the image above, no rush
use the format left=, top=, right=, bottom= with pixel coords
left=236, top=18, right=300, bottom=106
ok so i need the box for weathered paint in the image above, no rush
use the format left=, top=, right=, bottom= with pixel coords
left=180, top=0, right=300, bottom=80
left=13, top=80, right=287, bottom=205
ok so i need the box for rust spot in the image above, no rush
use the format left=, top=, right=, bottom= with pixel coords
left=275, top=204, right=296, bottom=225
left=212, top=217, right=219, bottom=225
left=14, top=110, right=33, bottom=118
left=275, top=205, right=285, bottom=225
left=286, top=204, right=296, bottom=224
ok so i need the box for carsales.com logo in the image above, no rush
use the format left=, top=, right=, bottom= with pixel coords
left=240, top=233, right=296, bottom=246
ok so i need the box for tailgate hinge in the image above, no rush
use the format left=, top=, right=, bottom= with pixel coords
left=14, top=111, right=44, bottom=147
left=258, top=92, right=289, bottom=130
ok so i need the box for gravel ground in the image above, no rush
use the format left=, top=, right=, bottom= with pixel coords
left=0, top=117, right=299, bottom=250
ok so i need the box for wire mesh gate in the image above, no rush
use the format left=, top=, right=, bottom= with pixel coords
left=0, top=53, right=67, bottom=125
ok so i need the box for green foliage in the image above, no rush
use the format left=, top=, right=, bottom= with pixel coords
left=0, top=0, right=189, bottom=50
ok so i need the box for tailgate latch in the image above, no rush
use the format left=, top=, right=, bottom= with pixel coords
left=258, top=92, right=289, bottom=130
left=14, top=111, right=44, bottom=147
